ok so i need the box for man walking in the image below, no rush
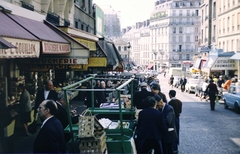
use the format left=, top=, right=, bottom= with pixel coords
left=168, top=90, right=182, bottom=153
left=33, top=100, right=66, bottom=153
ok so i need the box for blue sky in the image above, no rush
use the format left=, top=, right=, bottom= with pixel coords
left=93, top=0, right=156, bottom=28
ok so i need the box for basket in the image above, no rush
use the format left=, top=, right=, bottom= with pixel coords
left=79, top=131, right=107, bottom=153
left=78, top=109, right=104, bottom=138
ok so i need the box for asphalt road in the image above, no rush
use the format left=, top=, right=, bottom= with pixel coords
left=158, top=74, right=240, bottom=154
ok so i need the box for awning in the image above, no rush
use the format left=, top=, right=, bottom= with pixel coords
left=6, top=12, right=70, bottom=54
left=0, top=11, right=40, bottom=58
left=147, top=64, right=154, bottom=69
left=201, top=56, right=218, bottom=73
left=193, top=58, right=201, bottom=69
left=230, top=53, right=240, bottom=60
left=0, top=37, right=16, bottom=49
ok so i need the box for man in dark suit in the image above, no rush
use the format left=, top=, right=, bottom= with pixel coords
left=136, top=96, right=167, bottom=154
left=150, top=83, right=168, bottom=103
left=34, top=80, right=58, bottom=115
left=154, top=95, right=178, bottom=154
left=133, top=82, right=154, bottom=109
left=168, top=90, right=182, bottom=153
left=33, top=100, right=66, bottom=153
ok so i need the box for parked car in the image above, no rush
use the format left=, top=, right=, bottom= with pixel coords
left=195, top=78, right=205, bottom=97
left=185, top=78, right=199, bottom=94
left=223, top=85, right=240, bottom=114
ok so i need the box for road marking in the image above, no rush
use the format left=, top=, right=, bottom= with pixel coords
left=230, top=138, right=240, bottom=147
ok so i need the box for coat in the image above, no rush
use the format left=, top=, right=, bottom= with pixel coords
left=34, top=89, right=58, bottom=113
left=19, top=89, right=31, bottom=113
left=33, top=116, right=66, bottom=153
left=168, top=98, right=182, bottom=118
left=133, top=88, right=154, bottom=109
left=136, top=108, right=167, bottom=140
left=161, top=104, right=178, bottom=143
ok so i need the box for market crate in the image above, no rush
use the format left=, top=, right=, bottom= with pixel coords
left=106, top=134, right=134, bottom=154
left=79, top=131, right=107, bottom=153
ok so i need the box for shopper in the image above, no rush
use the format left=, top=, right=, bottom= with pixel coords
left=33, top=100, right=66, bottom=153
left=136, top=96, right=167, bottom=154
left=154, top=95, right=178, bottom=154
left=133, top=82, right=154, bottom=109
left=18, top=84, right=32, bottom=136
left=34, top=80, right=58, bottom=116
left=168, top=90, right=182, bottom=152
left=205, top=80, right=218, bottom=110
left=180, top=76, right=187, bottom=92
left=150, top=83, right=167, bottom=103
left=169, top=75, right=174, bottom=88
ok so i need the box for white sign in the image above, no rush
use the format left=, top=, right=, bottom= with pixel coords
left=211, top=57, right=237, bottom=70
left=42, top=41, right=70, bottom=54
left=0, top=37, right=40, bottom=58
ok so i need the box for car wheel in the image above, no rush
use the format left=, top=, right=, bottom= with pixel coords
left=234, top=102, right=240, bottom=114
left=224, top=99, right=228, bottom=109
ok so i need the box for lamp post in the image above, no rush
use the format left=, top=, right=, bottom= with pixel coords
left=127, top=42, right=131, bottom=72
left=152, top=50, right=157, bottom=71
left=159, top=50, right=164, bottom=70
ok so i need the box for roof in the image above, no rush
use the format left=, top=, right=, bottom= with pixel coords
left=0, top=11, right=38, bottom=41
left=6, top=13, right=68, bottom=43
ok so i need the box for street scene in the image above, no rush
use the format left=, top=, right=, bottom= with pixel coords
left=0, top=0, right=240, bottom=153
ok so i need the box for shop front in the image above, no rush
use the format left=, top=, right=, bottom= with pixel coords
left=230, top=53, right=240, bottom=81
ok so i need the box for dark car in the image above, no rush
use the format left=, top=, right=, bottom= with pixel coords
left=195, top=78, right=204, bottom=97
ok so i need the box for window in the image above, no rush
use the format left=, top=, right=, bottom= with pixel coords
left=75, top=21, right=78, bottom=28
left=172, top=36, right=176, bottom=42
left=173, top=10, right=176, bottom=16
left=179, top=36, right=182, bottom=42
left=186, top=54, right=190, bottom=60
left=179, top=27, right=183, bottom=33
left=179, top=54, right=182, bottom=60
left=179, top=10, right=183, bottom=16
left=124, top=46, right=127, bottom=51
left=232, top=14, right=235, bottom=31
left=81, top=24, right=84, bottom=30
left=186, top=36, right=190, bottom=42
left=238, top=13, right=240, bottom=30
left=173, top=27, right=176, bottom=33
left=187, top=10, right=190, bottom=16
left=118, top=46, right=121, bottom=51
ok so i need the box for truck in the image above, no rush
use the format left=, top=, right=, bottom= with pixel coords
left=168, top=68, right=191, bottom=77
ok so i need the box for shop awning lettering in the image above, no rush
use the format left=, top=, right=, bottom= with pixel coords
left=19, top=64, right=84, bottom=71
left=42, top=41, right=70, bottom=54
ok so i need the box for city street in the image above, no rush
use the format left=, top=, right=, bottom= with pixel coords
left=158, top=74, right=240, bottom=154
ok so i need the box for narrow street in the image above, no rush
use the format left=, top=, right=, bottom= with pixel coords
left=158, top=74, right=240, bottom=154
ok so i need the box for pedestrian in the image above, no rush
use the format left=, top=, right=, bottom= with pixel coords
left=136, top=96, right=167, bottom=154
left=33, top=100, right=66, bottom=153
left=217, top=75, right=225, bottom=88
left=34, top=80, right=58, bottom=116
left=150, top=83, right=167, bottom=103
left=205, top=80, right=218, bottom=110
left=200, top=78, right=209, bottom=100
left=164, top=71, right=166, bottom=78
left=154, top=94, right=178, bottom=154
left=133, top=82, right=154, bottom=109
left=18, top=84, right=32, bottom=136
left=222, top=77, right=233, bottom=91
left=169, top=75, right=174, bottom=88
left=168, top=90, right=182, bottom=152
left=180, top=76, right=187, bottom=92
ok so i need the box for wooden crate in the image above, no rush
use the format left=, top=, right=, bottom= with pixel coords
left=79, top=132, right=107, bottom=153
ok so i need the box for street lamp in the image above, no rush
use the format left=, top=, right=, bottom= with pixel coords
left=152, top=50, right=157, bottom=71
left=127, top=42, right=131, bottom=72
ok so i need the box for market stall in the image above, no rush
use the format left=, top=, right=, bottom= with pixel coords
left=62, top=74, right=137, bottom=153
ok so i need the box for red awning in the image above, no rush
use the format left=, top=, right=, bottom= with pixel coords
left=147, top=64, right=153, bottom=69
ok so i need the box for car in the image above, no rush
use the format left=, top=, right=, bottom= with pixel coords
left=185, top=78, right=199, bottom=94
left=195, top=78, right=204, bottom=97
left=223, top=85, right=240, bottom=114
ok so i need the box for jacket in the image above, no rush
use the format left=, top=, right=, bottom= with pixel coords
left=133, top=88, right=154, bottom=109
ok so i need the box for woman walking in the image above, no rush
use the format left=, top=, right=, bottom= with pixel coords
left=205, top=80, right=218, bottom=110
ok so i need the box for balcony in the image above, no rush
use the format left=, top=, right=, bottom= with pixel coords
left=46, top=12, right=60, bottom=26
left=21, top=1, right=34, bottom=11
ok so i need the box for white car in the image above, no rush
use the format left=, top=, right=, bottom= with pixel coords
left=185, top=78, right=199, bottom=94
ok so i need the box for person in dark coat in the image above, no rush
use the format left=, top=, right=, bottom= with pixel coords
left=205, top=79, right=219, bottom=110
left=34, top=80, right=58, bottom=115
left=33, top=100, right=66, bottom=153
left=179, top=76, right=187, bottom=92
left=136, top=96, right=167, bottom=154
left=168, top=90, right=182, bottom=152
left=150, top=83, right=167, bottom=103
left=18, top=84, right=32, bottom=136
left=154, top=95, right=178, bottom=154
left=133, top=82, right=154, bottom=109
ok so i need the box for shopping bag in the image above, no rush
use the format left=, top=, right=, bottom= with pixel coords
left=215, top=95, right=219, bottom=105
left=78, top=109, right=104, bottom=138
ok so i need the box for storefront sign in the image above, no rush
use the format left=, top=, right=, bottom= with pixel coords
left=212, top=58, right=236, bottom=70
left=87, top=57, right=107, bottom=66
left=42, top=41, right=70, bottom=54
left=21, top=58, right=88, bottom=64
left=0, top=37, right=40, bottom=58
left=19, top=64, right=86, bottom=71
left=74, top=38, right=96, bottom=51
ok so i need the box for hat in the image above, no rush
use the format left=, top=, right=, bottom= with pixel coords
left=154, top=94, right=162, bottom=102
left=151, top=83, right=160, bottom=90
left=140, top=82, right=147, bottom=87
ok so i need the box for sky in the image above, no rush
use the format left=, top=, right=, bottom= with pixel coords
left=93, top=0, right=156, bottom=28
